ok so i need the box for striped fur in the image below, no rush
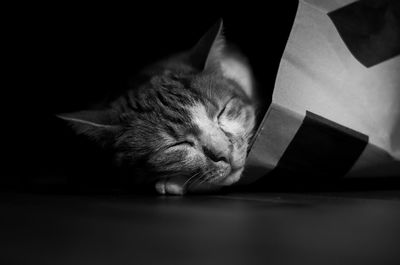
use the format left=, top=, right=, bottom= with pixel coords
left=58, top=20, right=256, bottom=194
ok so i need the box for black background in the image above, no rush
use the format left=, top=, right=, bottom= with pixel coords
left=3, top=2, right=298, bottom=191
left=2, top=4, right=400, bottom=265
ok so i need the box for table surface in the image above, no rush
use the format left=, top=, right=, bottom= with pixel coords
left=1, top=191, right=400, bottom=265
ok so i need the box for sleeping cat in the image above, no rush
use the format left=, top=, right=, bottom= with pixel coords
left=58, top=19, right=257, bottom=195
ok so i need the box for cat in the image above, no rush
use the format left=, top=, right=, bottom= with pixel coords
left=58, top=19, right=257, bottom=195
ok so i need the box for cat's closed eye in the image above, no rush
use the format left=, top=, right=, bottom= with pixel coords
left=217, top=100, right=230, bottom=120
left=58, top=19, right=256, bottom=195
left=169, top=140, right=196, bottom=148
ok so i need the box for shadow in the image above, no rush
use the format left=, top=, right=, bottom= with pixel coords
left=328, top=0, right=400, bottom=67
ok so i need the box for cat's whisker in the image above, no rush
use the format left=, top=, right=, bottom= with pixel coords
left=186, top=173, right=205, bottom=189
left=57, top=20, right=256, bottom=195
left=182, top=171, right=201, bottom=189
left=187, top=169, right=213, bottom=190
left=195, top=173, right=215, bottom=188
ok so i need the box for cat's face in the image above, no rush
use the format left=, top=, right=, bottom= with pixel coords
left=58, top=19, right=256, bottom=194
left=114, top=69, right=255, bottom=190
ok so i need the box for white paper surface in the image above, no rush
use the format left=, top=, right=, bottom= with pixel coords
left=274, top=0, right=400, bottom=159
left=242, top=0, right=400, bottom=182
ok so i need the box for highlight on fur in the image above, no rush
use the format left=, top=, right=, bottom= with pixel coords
left=58, top=19, right=256, bottom=195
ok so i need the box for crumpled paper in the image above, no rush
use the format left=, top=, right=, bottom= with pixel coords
left=242, top=0, right=400, bottom=183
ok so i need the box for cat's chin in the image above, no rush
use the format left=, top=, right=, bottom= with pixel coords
left=216, top=167, right=244, bottom=186
left=154, top=167, right=244, bottom=195
left=187, top=168, right=243, bottom=194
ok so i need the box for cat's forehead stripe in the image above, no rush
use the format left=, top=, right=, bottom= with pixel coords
left=189, top=103, right=214, bottom=130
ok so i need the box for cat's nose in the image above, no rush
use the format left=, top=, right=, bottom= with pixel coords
left=202, top=145, right=230, bottom=164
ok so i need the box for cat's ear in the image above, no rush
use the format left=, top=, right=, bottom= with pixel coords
left=189, top=18, right=225, bottom=71
left=57, top=109, right=122, bottom=146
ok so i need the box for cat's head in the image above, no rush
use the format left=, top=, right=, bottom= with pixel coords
left=58, top=19, right=256, bottom=193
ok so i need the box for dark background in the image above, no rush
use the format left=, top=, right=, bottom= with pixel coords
left=3, top=4, right=400, bottom=265
left=3, top=2, right=298, bottom=191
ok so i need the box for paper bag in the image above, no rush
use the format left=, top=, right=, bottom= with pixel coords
left=242, top=0, right=400, bottom=184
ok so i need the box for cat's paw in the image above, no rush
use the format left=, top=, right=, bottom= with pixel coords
left=154, top=174, right=228, bottom=195
left=155, top=178, right=186, bottom=195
